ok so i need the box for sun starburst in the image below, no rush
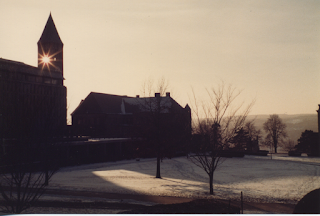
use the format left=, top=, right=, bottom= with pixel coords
left=38, top=45, right=61, bottom=72
left=39, top=50, right=59, bottom=71
left=42, top=55, right=50, bottom=64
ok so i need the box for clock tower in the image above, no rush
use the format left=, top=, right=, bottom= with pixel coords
left=38, top=13, right=64, bottom=78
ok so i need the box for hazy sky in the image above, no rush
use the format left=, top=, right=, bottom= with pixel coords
left=1, top=0, right=319, bottom=121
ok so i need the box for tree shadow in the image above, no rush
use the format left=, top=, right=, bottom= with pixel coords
left=48, top=156, right=319, bottom=200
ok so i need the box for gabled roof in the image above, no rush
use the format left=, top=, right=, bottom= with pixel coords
left=91, top=92, right=129, bottom=113
left=38, top=13, right=63, bottom=45
left=71, top=92, right=130, bottom=116
left=71, top=92, right=188, bottom=116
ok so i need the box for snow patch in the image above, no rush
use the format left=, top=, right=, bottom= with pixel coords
left=49, top=156, right=320, bottom=204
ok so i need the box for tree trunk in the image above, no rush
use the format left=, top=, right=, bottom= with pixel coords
left=156, top=155, right=161, bottom=178
left=209, top=172, right=214, bottom=195
left=45, top=170, right=49, bottom=186
left=274, top=137, right=278, bottom=153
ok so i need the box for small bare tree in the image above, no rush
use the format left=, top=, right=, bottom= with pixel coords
left=140, top=77, right=170, bottom=99
left=139, top=77, right=170, bottom=178
left=0, top=143, right=59, bottom=214
left=283, top=139, right=296, bottom=152
left=136, top=77, right=190, bottom=179
left=0, top=88, right=64, bottom=213
left=189, top=82, right=254, bottom=195
left=263, top=114, right=287, bottom=153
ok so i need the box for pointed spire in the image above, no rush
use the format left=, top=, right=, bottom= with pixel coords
left=38, top=13, right=63, bottom=45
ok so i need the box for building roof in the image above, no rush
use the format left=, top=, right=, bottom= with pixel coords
left=122, top=97, right=173, bottom=114
left=38, top=13, right=63, bottom=45
left=0, top=58, right=63, bottom=79
left=71, top=92, right=130, bottom=116
left=92, top=92, right=129, bottom=113
left=71, top=92, right=188, bottom=116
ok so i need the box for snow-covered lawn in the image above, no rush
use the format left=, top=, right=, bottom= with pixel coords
left=49, top=155, right=320, bottom=204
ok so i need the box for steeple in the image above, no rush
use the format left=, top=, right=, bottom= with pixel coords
left=38, top=13, right=64, bottom=77
left=38, top=13, right=63, bottom=44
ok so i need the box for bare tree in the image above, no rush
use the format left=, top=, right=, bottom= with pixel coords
left=140, top=77, right=169, bottom=178
left=189, top=82, right=254, bottom=194
left=0, top=143, right=59, bottom=214
left=283, top=139, right=296, bottom=152
left=137, top=77, right=190, bottom=178
left=140, top=76, right=170, bottom=98
left=0, top=88, right=64, bottom=213
left=263, top=114, right=287, bottom=153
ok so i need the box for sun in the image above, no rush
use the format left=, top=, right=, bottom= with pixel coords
left=39, top=53, right=56, bottom=71
left=38, top=46, right=61, bottom=72
left=42, top=55, right=51, bottom=64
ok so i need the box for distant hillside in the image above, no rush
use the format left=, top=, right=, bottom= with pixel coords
left=247, top=114, right=318, bottom=143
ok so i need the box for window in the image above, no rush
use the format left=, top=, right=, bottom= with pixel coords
left=44, top=78, right=51, bottom=84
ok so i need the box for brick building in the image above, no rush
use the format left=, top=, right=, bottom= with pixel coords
left=71, top=92, right=191, bottom=139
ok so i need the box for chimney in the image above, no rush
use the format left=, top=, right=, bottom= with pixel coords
left=136, top=95, right=140, bottom=98
left=166, top=92, right=170, bottom=97
left=155, top=93, right=160, bottom=98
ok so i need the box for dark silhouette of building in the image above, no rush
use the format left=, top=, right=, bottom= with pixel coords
left=0, top=13, right=190, bottom=164
left=38, top=13, right=64, bottom=83
left=71, top=92, right=191, bottom=139
left=0, top=14, right=66, bottom=148
left=317, top=104, right=320, bottom=148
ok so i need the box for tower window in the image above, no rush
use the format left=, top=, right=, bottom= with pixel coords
left=44, top=78, right=51, bottom=84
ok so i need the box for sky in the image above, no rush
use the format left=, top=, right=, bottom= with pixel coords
left=0, top=0, right=319, bottom=122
